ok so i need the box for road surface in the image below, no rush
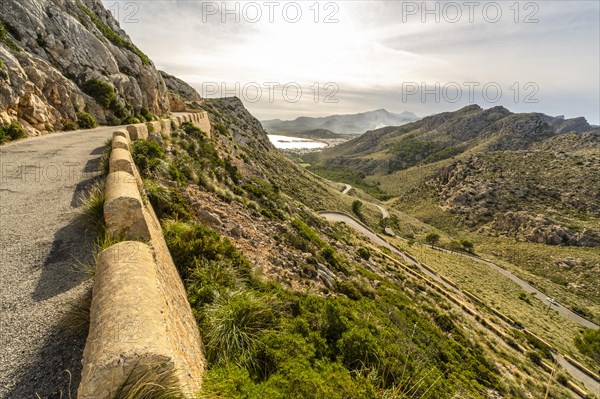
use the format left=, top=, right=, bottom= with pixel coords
left=0, top=127, right=114, bottom=398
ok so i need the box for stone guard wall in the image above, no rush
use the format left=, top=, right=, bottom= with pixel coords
left=78, top=113, right=209, bottom=398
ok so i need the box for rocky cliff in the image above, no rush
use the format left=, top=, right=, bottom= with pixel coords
left=0, top=0, right=198, bottom=135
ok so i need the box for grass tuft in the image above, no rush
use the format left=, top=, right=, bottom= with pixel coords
left=79, top=179, right=106, bottom=233
left=112, top=362, right=186, bottom=399
left=203, top=290, right=276, bottom=368
left=61, top=289, right=92, bottom=337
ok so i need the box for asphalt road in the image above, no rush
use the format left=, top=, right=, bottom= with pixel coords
left=0, top=126, right=113, bottom=398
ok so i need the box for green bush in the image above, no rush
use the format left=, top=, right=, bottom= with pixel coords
left=106, top=115, right=121, bottom=126
left=425, top=232, right=440, bottom=248
left=186, top=259, right=244, bottom=307
left=321, top=246, right=344, bottom=272
left=357, top=247, right=371, bottom=260
left=526, top=350, right=542, bottom=366
left=352, top=200, right=364, bottom=221
left=163, top=220, right=251, bottom=280
left=76, top=112, right=97, bottom=129
left=62, top=118, right=78, bottom=131
left=338, top=325, right=380, bottom=369
left=131, top=140, right=164, bottom=176
left=144, top=179, right=191, bottom=220
left=81, top=78, right=115, bottom=108
left=203, top=290, right=276, bottom=367
left=574, top=328, right=600, bottom=363
left=181, top=121, right=206, bottom=139
left=122, top=116, right=141, bottom=125
left=0, top=21, right=20, bottom=52
left=335, top=280, right=362, bottom=301
left=291, top=218, right=326, bottom=248
left=460, top=239, right=474, bottom=253
left=213, top=122, right=230, bottom=136
left=0, top=121, right=26, bottom=143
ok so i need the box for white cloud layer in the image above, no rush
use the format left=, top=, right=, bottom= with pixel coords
left=103, top=0, right=600, bottom=123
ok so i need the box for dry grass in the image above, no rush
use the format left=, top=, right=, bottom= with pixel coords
left=60, top=288, right=92, bottom=337
left=389, top=236, right=597, bottom=372
left=112, top=363, right=186, bottom=399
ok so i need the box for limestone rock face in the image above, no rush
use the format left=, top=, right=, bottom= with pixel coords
left=160, top=70, right=203, bottom=111
left=0, top=0, right=176, bottom=134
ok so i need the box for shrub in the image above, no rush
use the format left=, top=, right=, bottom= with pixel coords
left=335, top=280, right=362, bottom=301
left=425, top=232, right=440, bottom=248
left=122, top=116, right=141, bottom=125
left=131, top=140, right=165, bottom=176
left=0, top=121, right=26, bottom=143
left=460, top=240, right=474, bottom=253
left=517, top=292, right=531, bottom=304
left=0, top=21, right=20, bottom=52
left=80, top=179, right=106, bottom=232
left=77, top=3, right=150, bottom=65
left=351, top=200, right=364, bottom=221
left=106, top=115, right=122, bottom=126
left=357, top=247, right=371, bottom=260
left=81, top=78, right=115, bottom=108
left=526, top=350, right=542, bottom=366
left=556, top=373, right=568, bottom=386
left=163, top=220, right=251, bottom=280
left=213, top=122, right=230, bottom=136
left=62, top=118, right=78, bottom=131
left=574, top=328, right=600, bottom=363
left=291, top=218, right=326, bottom=247
left=338, top=326, right=380, bottom=369
left=181, top=121, right=206, bottom=139
left=203, top=291, right=276, bottom=367
left=77, top=112, right=97, bottom=129
left=186, top=259, right=244, bottom=307
left=143, top=179, right=191, bottom=220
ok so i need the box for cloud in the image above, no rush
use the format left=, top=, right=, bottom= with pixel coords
left=102, top=0, right=599, bottom=124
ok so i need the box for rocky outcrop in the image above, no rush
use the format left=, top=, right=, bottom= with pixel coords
left=436, top=151, right=600, bottom=246
left=0, top=0, right=185, bottom=135
left=481, top=211, right=599, bottom=247
left=160, top=70, right=203, bottom=112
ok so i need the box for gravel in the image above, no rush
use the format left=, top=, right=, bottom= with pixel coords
left=0, top=127, right=113, bottom=398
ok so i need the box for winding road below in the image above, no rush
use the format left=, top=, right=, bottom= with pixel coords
left=319, top=210, right=599, bottom=395
left=1, top=127, right=113, bottom=398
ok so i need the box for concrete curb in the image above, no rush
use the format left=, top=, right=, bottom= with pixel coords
left=126, top=123, right=149, bottom=141
left=108, top=148, right=136, bottom=175
left=112, top=135, right=129, bottom=150
left=104, top=170, right=150, bottom=241
left=79, top=113, right=207, bottom=397
left=78, top=242, right=175, bottom=398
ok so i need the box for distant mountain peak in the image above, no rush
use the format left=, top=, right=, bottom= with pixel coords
left=261, top=109, right=420, bottom=135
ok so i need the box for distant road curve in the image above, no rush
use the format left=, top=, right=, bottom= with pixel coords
left=334, top=184, right=598, bottom=331
left=318, top=211, right=457, bottom=293
left=433, top=245, right=599, bottom=330
left=319, top=210, right=600, bottom=395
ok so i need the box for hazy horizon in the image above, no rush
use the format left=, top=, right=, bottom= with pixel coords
left=101, top=0, right=600, bottom=124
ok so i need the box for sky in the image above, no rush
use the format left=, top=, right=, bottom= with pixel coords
left=101, top=0, right=600, bottom=124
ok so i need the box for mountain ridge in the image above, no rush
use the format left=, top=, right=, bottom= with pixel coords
left=261, top=108, right=419, bottom=135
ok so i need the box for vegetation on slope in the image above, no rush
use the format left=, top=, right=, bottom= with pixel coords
left=0, top=121, right=26, bottom=143
left=128, top=100, right=583, bottom=398
left=306, top=105, right=600, bottom=327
